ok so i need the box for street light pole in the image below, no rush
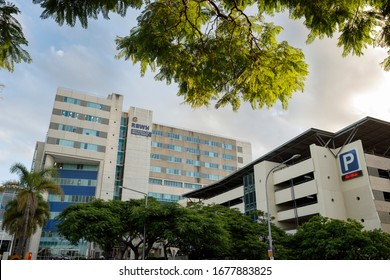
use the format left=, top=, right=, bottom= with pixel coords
left=264, top=154, right=300, bottom=260
left=119, top=186, right=148, bottom=260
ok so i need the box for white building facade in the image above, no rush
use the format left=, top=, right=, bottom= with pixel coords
left=28, top=87, right=252, bottom=259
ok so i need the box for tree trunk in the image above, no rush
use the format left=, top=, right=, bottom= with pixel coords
left=16, top=195, right=31, bottom=257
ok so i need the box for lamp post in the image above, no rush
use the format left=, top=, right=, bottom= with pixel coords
left=264, top=154, right=300, bottom=260
left=119, top=186, right=148, bottom=260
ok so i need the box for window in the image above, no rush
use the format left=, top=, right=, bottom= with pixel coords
left=203, top=174, right=220, bottom=181
left=237, top=146, right=243, bottom=153
left=84, top=115, right=101, bottom=123
left=151, top=153, right=163, bottom=160
left=186, top=147, right=200, bottom=154
left=164, top=180, right=183, bottom=188
left=186, top=171, right=200, bottom=178
left=204, top=151, right=218, bottom=157
left=121, top=117, right=128, bottom=126
left=204, top=162, right=219, bottom=169
left=150, top=166, right=162, bottom=173
left=167, top=144, right=182, bottom=152
left=58, top=139, right=74, bottom=147
left=168, top=132, right=182, bottom=140
left=86, top=102, right=103, bottom=109
left=238, top=157, right=244, bottom=164
left=166, top=168, right=181, bottom=175
left=166, top=156, right=182, bottom=163
left=184, top=183, right=202, bottom=190
left=48, top=194, right=94, bottom=203
left=61, top=110, right=79, bottom=119
left=223, top=165, right=236, bottom=171
left=118, top=139, right=125, bottom=151
left=148, top=192, right=182, bottom=203
left=244, top=173, right=256, bottom=215
left=151, top=142, right=163, bottom=148
left=186, top=159, right=200, bottom=166
left=222, top=143, right=233, bottom=150
left=204, top=140, right=219, bottom=147
left=153, top=130, right=163, bottom=136
left=82, top=128, right=99, bottom=137
left=64, top=97, right=80, bottom=105
left=186, top=136, right=200, bottom=143
left=80, top=143, right=98, bottom=151
left=222, top=154, right=235, bottom=160
left=117, top=151, right=124, bottom=164
left=149, top=178, right=162, bottom=185
left=58, top=124, right=76, bottom=132
left=59, top=164, right=98, bottom=171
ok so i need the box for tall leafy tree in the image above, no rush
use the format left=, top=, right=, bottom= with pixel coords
left=285, top=215, right=390, bottom=260
left=31, top=0, right=389, bottom=110
left=2, top=194, right=50, bottom=253
left=171, top=203, right=231, bottom=259
left=56, top=198, right=183, bottom=259
left=3, top=1, right=389, bottom=108
left=0, top=163, right=62, bottom=257
left=0, top=0, right=31, bottom=71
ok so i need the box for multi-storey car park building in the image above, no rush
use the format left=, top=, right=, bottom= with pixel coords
left=26, top=87, right=252, bottom=259
left=184, top=117, right=390, bottom=235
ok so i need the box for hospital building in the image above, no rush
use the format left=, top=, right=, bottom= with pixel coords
left=25, top=87, right=252, bottom=259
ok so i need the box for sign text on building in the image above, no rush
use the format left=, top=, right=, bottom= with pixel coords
left=130, top=122, right=152, bottom=137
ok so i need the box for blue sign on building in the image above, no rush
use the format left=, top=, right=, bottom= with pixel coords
left=338, top=148, right=361, bottom=175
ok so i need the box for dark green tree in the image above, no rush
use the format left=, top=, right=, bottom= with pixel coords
left=171, top=203, right=231, bottom=259
left=285, top=215, right=390, bottom=260
left=56, top=198, right=183, bottom=259
left=56, top=199, right=123, bottom=259
left=0, top=0, right=31, bottom=71
left=175, top=204, right=289, bottom=260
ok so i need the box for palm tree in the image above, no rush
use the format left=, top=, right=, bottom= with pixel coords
left=0, top=0, right=32, bottom=72
left=2, top=194, right=50, bottom=254
left=0, top=163, right=63, bottom=257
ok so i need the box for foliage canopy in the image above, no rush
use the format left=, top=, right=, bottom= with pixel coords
left=285, top=216, right=390, bottom=260
left=2, top=1, right=389, bottom=110
left=0, top=0, right=31, bottom=72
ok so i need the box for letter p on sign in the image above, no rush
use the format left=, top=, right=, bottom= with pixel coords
left=339, top=149, right=360, bottom=175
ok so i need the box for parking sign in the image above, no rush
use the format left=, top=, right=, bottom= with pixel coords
left=338, top=148, right=363, bottom=180
left=339, top=149, right=360, bottom=175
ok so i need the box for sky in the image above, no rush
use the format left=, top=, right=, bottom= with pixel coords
left=1, top=1, right=389, bottom=182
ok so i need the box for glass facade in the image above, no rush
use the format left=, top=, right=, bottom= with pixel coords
left=114, top=117, right=128, bottom=200
left=243, top=173, right=256, bottom=216
left=38, top=164, right=98, bottom=259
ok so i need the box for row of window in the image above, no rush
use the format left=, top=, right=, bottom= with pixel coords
left=151, top=142, right=236, bottom=160
left=63, top=96, right=107, bottom=111
left=57, top=139, right=100, bottom=151
left=54, top=178, right=97, bottom=187
left=152, top=130, right=236, bottom=150
left=149, top=166, right=221, bottom=180
left=57, top=124, right=103, bottom=138
left=149, top=178, right=202, bottom=190
left=148, top=192, right=182, bottom=203
left=55, top=163, right=98, bottom=171
left=48, top=194, right=95, bottom=203
left=150, top=153, right=236, bottom=171
left=60, top=110, right=108, bottom=125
